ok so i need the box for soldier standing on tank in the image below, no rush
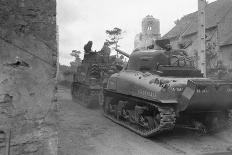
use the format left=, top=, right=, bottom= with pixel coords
left=83, top=41, right=94, bottom=62
left=84, top=41, right=93, bottom=53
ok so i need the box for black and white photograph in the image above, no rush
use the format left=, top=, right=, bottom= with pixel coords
left=1, top=0, right=232, bottom=154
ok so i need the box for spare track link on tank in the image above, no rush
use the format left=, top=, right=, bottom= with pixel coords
left=103, top=90, right=176, bottom=137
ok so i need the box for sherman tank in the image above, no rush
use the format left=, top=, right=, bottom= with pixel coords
left=71, top=41, right=128, bottom=108
left=102, top=39, right=232, bottom=137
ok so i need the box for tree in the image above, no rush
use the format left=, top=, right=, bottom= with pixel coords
left=70, top=50, right=81, bottom=60
left=105, top=27, right=124, bottom=57
left=70, top=50, right=81, bottom=71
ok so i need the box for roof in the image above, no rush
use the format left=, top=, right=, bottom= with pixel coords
left=163, top=0, right=232, bottom=46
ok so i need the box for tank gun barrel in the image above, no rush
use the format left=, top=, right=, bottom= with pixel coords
left=115, top=48, right=130, bottom=58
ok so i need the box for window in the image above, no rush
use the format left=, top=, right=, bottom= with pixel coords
left=147, top=26, right=152, bottom=31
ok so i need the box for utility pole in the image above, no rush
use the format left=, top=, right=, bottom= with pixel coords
left=198, top=0, right=206, bottom=77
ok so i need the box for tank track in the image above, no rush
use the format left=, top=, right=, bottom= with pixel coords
left=228, top=109, right=232, bottom=127
left=103, top=91, right=176, bottom=137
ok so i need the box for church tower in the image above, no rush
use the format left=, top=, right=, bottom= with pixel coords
left=134, top=15, right=161, bottom=49
left=142, top=15, right=160, bottom=36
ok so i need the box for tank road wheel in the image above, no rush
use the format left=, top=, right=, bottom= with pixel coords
left=146, top=116, right=155, bottom=129
left=154, top=112, right=161, bottom=127
left=103, top=97, right=111, bottom=114
left=98, top=90, right=104, bottom=106
left=228, top=109, right=232, bottom=127
left=114, top=101, right=125, bottom=120
left=146, top=111, right=161, bottom=129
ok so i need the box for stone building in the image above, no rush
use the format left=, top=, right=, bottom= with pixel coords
left=134, top=15, right=161, bottom=49
left=163, top=0, right=232, bottom=70
left=0, top=0, right=57, bottom=153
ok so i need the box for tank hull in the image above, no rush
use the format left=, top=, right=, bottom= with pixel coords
left=103, top=73, right=232, bottom=136
left=107, top=71, right=232, bottom=112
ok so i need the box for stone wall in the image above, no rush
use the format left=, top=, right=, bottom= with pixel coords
left=0, top=0, right=57, bottom=138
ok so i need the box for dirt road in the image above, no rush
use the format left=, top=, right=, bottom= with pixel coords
left=57, top=86, right=232, bottom=155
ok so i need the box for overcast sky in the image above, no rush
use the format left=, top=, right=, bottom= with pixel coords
left=57, top=0, right=216, bottom=65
